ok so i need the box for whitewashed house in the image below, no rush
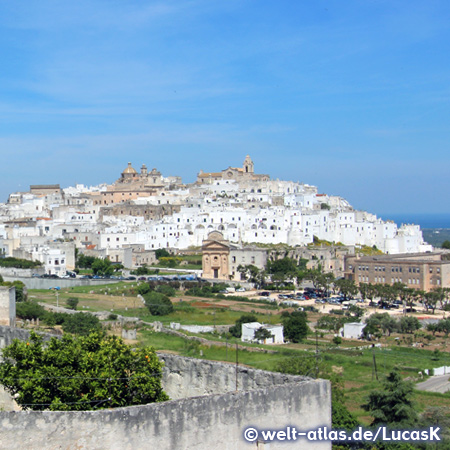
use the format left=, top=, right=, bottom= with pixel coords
left=241, top=322, right=284, bottom=344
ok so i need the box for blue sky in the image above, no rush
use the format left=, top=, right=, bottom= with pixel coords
left=0, top=0, right=449, bottom=216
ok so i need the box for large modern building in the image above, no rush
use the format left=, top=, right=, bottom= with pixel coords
left=344, top=251, right=450, bottom=291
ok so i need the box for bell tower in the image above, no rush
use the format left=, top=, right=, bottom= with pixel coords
left=243, top=155, right=254, bottom=174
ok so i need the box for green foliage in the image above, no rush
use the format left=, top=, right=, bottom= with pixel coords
left=66, top=297, right=79, bottom=310
left=156, top=284, right=176, bottom=297
left=399, top=316, right=421, bottom=334
left=442, top=240, right=450, bottom=250
left=143, top=291, right=174, bottom=316
left=0, top=257, right=42, bottom=269
left=364, top=313, right=398, bottom=337
left=16, top=301, right=47, bottom=321
left=137, top=282, right=151, bottom=295
left=155, top=249, right=171, bottom=259
left=253, top=327, right=273, bottom=342
left=132, top=265, right=152, bottom=275
left=1, top=280, right=27, bottom=302
left=76, top=254, right=96, bottom=269
left=276, top=353, right=322, bottom=378
left=332, top=336, right=342, bottom=345
left=334, top=278, right=358, bottom=301
left=0, top=331, right=169, bottom=411
left=229, top=314, right=258, bottom=338
left=266, top=257, right=298, bottom=275
left=157, top=257, right=180, bottom=268
left=362, top=370, right=417, bottom=426
left=61, top=313, right=102, bottom=335
left=91, top=258, right=114, bottom=277
left=316, top=315, right=346, bottom=334
left=282, top=311, right=309, bottom=343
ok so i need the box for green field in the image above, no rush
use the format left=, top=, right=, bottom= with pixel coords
left=28, top=282, right=450, bottom=424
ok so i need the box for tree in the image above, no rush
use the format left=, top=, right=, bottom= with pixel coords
left=155, top=249, right=171, bottom=259
left=91, top=258, right=114, bottom=277
left=1, top=280, right=27, bottom=302
left=229, top=314, right=258, bottom=338
left=266, top=257, right=298, bottom=276
left=61, top=313, right=101, bottom=335
left=334, top=278, right=357, bottom=301
left=16, top=301, right=47, bottom=321
left=237, top=264, right=260, bottom=284
left=143, top=291, right=174, bottom=316
left=282, top=311, right=309, bottom=343
left=66, top=297, right=79, bottom=310
left=316, top=315, right=346, bottom=335
left=0, top=331, right=169, bottom=411
left=76, top=254, right=96, bottom=269
left=362, top=371, right=417, bottom=426
left=399, top=316, right=421, bottom=334
left=253, top=327, right=273, bottom=343
left=364, top=313, right=399, bottom=337
left=442, top=240, right=450, bottom=250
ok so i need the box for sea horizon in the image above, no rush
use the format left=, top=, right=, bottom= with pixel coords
left=378, top=213, right=450, bottom=229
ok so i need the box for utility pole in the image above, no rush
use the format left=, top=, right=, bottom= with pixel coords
left=315, top=330, right=319, bottom=378
left=372, top=345, right=379, bottom=381
left=235, top=341, right=239, bottom=391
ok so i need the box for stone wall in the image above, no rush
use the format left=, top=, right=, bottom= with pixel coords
left=0, top=286, right=15, bottom=327
left=0, top=328, right=331, bottom=449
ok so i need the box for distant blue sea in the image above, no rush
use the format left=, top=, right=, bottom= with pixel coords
left=379, top=213, right=450, bottom=229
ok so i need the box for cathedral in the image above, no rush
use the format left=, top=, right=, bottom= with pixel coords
left=196, top=155, right=270, bottom=184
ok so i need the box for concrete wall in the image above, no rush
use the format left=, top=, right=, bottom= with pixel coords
left=0, top=329, right=331, bottom=450
left=0, top=276, right=118, bottom=290
left=0, top=286, right=15, bottom=327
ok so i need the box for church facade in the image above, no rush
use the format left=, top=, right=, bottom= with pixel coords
left=196, top=155, right=269, bottom=184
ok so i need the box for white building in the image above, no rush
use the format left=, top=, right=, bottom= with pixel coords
left=339, top=322, right=366, bottom=340
left=241, top=322, right=284, bottom=344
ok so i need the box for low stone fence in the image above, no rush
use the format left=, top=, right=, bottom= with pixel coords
left=0, top=326, right=331, bottom=449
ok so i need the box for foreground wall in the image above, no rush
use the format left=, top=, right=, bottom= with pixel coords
left=0, top=328, right=331, bottom=450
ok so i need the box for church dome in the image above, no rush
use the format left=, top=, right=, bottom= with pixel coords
left=122, top=162, right=137, bottom=174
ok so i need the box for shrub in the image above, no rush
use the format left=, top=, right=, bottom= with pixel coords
left=143, top=291, right=174, bottom=316
left=61, top=313, right=101, bottom=336
left=16, top=302, right=47, bottom=321
left=66, top=297, right=79, bottom=310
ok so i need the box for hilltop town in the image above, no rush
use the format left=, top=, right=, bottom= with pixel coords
left=0, top=156, right=433, bottom=282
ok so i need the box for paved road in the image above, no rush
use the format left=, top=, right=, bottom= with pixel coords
left=416, top=375, right=450, bottom=393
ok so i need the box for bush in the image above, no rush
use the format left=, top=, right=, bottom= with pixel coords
left=229, top=314, right=258, bottom=338
left=66, top=297, right=79, bottom=310
left=0, top=331, right=168, bottom=411
left=16, top=302, right=47, bottom=321
left=156, top=284, right=176, bottom=297
left=143, top=291, right=174, bottom=316
left=0, top=257, right=42, bottom=269
left=61, top=313, right=101, bottom=335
